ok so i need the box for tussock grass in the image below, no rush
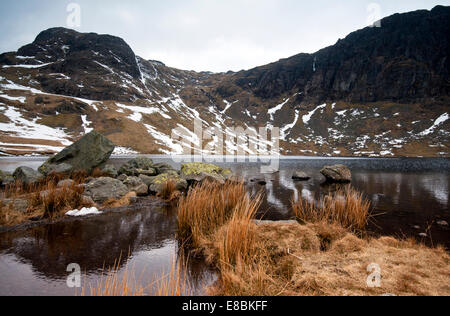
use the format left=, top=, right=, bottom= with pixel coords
left=158, top=180, right=180, bottom=202
left=292, top=187, right=370, bottom=232
left=102, top=192, right=137, bottom=209
left=177, top=181, right=261, bottom=249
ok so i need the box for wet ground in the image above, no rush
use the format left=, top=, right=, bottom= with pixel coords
left=0, top=156, right=448, bottom=296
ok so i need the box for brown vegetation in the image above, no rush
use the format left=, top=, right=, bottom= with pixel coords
left=292, top=187, right=370, bottom=232
left=158, top=180, right=180, bottom=202
left=177, top=183, right=449, bottom=296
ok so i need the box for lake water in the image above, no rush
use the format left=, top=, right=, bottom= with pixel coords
left=0, top=156, right=449, bottom=296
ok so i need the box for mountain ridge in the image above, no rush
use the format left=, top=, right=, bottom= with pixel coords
left=0, top=6, right=448, bottom=157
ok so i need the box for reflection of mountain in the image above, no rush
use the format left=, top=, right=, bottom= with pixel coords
left=0, top=200, right=177, bottom=279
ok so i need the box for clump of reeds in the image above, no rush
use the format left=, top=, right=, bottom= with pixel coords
left=292, top=187, right=370, bottom=232
left=177, top=181, right=259, bottom=248
left=82, top=257, right=191, bottom=296
left=158, top=180, right=180, bottom=202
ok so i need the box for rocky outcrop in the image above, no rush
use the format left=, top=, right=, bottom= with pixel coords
left=119, top=158, right=156, bottom=176
left=39, top=131, right=115, bottom=174
left=84, top=177, right=129, bottom=203
left=13, top=167, right=43, bottom=185
left=320, top=165, right=352, bottom=183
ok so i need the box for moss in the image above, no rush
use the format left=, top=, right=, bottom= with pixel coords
left=181, top=162, right=228, bottom=176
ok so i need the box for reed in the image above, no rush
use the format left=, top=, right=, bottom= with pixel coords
left=292, top=188, right=370, bottom=232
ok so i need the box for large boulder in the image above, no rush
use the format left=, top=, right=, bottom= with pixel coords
left=84, top=177, right=129, bottom=203
left=13, top=167, right=43, bottom=185
left=149, top=173, right=188, bottom=195
left=153, top=163, right=177, bottom=175
left=39, top=131, right=115, bottom=175
left=320, top=165, right=352, bottom=183
left=181, top=162, right=232, bottom=184
left=122, top=176, right=149, bottom=196
left=38, top=163, right=73, bottom=176
left=119, top=157, right=156, bottom=176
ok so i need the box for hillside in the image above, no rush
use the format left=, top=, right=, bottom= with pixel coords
left=0, top=6, right=449, bottom=157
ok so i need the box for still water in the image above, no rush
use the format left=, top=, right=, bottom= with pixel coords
left=0, top=156, right=448, bottom=296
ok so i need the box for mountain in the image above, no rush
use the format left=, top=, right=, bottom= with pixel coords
left=0, top=6, right=449, bottom=157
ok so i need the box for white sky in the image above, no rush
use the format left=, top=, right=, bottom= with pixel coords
left=0, top=0, right=449, bottom=72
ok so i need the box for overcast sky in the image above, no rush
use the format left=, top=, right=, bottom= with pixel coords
left=0, top=0, right=449, bottom=72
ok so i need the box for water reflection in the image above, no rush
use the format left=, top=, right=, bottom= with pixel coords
left=0, top=157, right=448, bottom=296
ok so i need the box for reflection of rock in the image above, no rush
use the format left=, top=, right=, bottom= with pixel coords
left=0, top=200, right=178, bottom=280
left=321, top=165, right=352, bottom=183
left=39, top=131, right=115, bottom=174
left=320, top=182, right=351, bottom=193
left=13, top=167, right=43, bottom=185
left=85, top=177, right=129, bottom=203
left=292, top=171, right=311, bottom=181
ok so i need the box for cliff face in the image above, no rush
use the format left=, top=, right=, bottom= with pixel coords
left=225, top=6, right=450, bottom=104
left=0, top=7, right=448, bottom=157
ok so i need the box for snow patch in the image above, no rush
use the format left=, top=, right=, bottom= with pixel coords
left=303, top=104, right=326, bottom=125
left=66, top=207, right=101, bottom=217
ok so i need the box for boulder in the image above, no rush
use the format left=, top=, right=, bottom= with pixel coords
left=38, top=163, right=73, bottom=176
left=153, top=162, right=177, bottom=175
left=0, top=170, right=14, bottom=186
left=181, top=162, right=232, bottom=184
left=149, top=173, right=188, bottom=195
left=139, top=174, right=156, bottom=186
left=84, top=177, right=129, bottom=203
left=1, top=198, right=29, bottom=214
left=13, top=167, right=43, bottom=185
left=101, top=164, right=118, bottom=178
left=320, top=165, right=352, bottom=183
left=119, top=157, right=155, bottom=176
left=292, top=171, right=311, bottom=181
left=122, top=176, right=149, bottom=196
left=57, top=179, right=75, bottom=188
left=39, top=131, right=115, bottom=174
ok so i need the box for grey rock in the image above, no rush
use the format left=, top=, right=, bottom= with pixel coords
left=13, top=167, right=43, bottom=185
left=1, top=198, right=29, bottom=214
left=57, top=179, right=75, bottom=188
left=117, top=174, right=128, bottom=182
left=38, top=163, right=73, bottom=176
left=123, top=176, right=149, bottom=196
left=153, top=162, right=177, bottom=175
left=139, top=174, right=156, bottom=186
left=320, top=165, right=352, bottom=183
left=101, top=164, right=118, bottom=178
left=0, top=170, right=14, bottom=186
left=119, top=157, right=154, bottom=176
left=39, top=131, right=115, bottom=174
left=149, top=173, right=188, bottom=195
left=84, top=177, right=129, bottom=203
left=292, top=171, right=311, bottom=181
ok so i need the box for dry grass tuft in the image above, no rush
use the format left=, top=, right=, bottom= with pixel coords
left=102, top=192, right=137, bottom=209
left=158, top=180, right=180, bottom=202
left=292, top=188, right=370, bottom=232
left=82, top=257, right=191, bottom=296
left=177, top=181, right=259, bottom=248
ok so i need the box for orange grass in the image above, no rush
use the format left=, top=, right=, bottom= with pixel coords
left=82, top=257, right=191, bottom=296
left=292, top=188, right=370, bottom=232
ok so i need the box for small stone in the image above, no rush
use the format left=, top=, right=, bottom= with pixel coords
left=101, top=164, right=118, bottom=178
